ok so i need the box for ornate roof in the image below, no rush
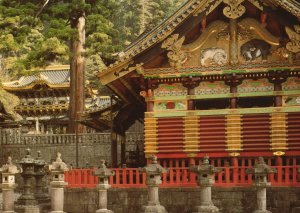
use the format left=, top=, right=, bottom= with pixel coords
left=3, top=65, right=70, bottom=90
left=99, top=0, right=300, bottom=85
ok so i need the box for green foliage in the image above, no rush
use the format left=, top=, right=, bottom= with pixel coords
left=0, top=0, right=185, bottom=81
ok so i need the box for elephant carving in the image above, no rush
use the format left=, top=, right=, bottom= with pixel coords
left=241, top=39, right=271, bottom=61
left=200, top=48, right=228, bottom=66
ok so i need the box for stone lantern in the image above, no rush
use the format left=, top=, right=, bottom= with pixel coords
left=140, top=155, right=168, bottom=213
left=93, top=159, right=115, bottom=213
left=0, top=156, right=22, bottom=213
left=190, top=155, right=222, bottom=213
left=48, top=152, right=69, bottom=213
left=34, top=151, right=49, bottom=203
left=16, top=148, right=38, bottom=208
left=246, top=157, right=276, bottom=213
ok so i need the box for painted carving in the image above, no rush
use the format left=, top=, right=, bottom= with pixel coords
left=156, top=101, right=186, bottom=111
left=237, top=79, right=274, bottom=93
left=154, top=83, right=187, bottom=97
left=285, top=25, right=300, bottom=53
left=240, top=39, right=271, bottom=61
left=238, top=18, right=280, bottom=45
left=223, top=0, right=246, bottom=19
left=200, top=48, right=228, bottom=66
left=161, top=34, right=187, bottom=69
left=182, top=21, right=229, bottom=52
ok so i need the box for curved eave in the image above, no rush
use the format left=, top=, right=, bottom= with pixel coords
left=3, top=82, right=70, bottom=91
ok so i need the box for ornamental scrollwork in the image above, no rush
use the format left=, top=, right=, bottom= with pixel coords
left=161, top=34, right=187, bottom=69
left=223, top=0, right=246, bottom=19
left=285, top=25, right=300, bottom=53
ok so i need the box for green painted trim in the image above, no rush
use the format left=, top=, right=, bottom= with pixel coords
left=150, top=90, right=300, bottom=101
left=147, top=106, right=300, bottom=118
left=237, top=91, right=275, bottom=97
left=267, top=68, right=290, bottom=72
left=282, top=90, right=300, bottom=95
left=222, top=70, right=246, bottom=74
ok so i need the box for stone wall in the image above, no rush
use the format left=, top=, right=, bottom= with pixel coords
left=64, top=187, right=300, bottom=213
left=0, top=132, right=144, bottom=167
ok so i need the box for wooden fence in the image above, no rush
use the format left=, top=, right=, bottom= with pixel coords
left=64, top=165, right=300, bottom=188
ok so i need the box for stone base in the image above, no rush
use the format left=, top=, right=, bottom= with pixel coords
left=96, top=209, right=113, bottom=213
left=253, top=210, right=271, bottom=213
left=14, top=205, right=40, bottom=213
left=49, top=211, right=66, bottom=213
left=192, top=205, right=219, bottom=213
left=0, top=211, right=16, bottom=213
left=143, top=205, right=168, bottom=213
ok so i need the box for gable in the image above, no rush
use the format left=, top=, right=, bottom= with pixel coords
left=99, top=0, right=300, bottom=105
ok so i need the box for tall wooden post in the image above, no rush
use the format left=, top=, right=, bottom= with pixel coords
left=183, top=77, right=199, bottom=110
left=225, top=74, right=242, bottom=109
left=120, top=131, right=126, bottom=166
left=110, top=96, right=118, bottom=168
left=268, top=71, right=287, bottom=107
left=68, top=7, right=86, bottom=134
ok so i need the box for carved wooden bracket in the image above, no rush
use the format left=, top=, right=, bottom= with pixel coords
left=285, top=25, right=300, bottom=53
left=161, top=34, right=187, bottom=69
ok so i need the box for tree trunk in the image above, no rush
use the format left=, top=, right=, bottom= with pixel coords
left=68, top=14, right=86, bottom=133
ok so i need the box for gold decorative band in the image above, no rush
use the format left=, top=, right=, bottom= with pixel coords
left=271, top=113, right=287, bottom=153
left=184, top=116, right=199, bottom=154
left=226, top=114, right=243, bottom=152
left=144, top=117, right=158, bottom=154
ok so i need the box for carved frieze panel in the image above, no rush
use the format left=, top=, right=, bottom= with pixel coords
left=282, top=77, right=300, bottom=91
left=285, top=25, right=300, bottom=53
left=153, top=83, right=187, bottom=97
left=195, top=81, right=230, bottom=95
left=155, top=100, right=187, bottom=111
left=237, top=79, right=274, bottom=93
left=283, top=96, right=300, bottom=106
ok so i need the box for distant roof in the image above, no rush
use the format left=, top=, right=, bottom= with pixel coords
left=3, top=65, right=70, bottom=90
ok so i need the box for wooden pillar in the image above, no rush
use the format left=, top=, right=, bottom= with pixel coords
left=276, top=156, right=283, bottom=184
left=120, top=132, right=126, bottom=166
left=111, top=132, right=118, bottom=168
left=225, top=74, right=242, bottom=109
left=268, top=71, right=287, bottom=107
left=274, top=82, right=283, bottom=107
left=230, top=85, right=238, bottom=109
left=232, top=157, right=239, bottom=184
left=110, top=96, right=118, bottom=168
left=187, top=87, right=195, bottom=110
left=183, top=77, right=199, bottom=110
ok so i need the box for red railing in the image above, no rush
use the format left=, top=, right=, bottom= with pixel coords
left=64, top=165, right=300, bottom=188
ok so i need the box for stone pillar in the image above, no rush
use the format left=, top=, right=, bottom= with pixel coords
left=48, top=152, right=69, bottom=213
left=0, top=157, right=22, bottom=213
left=246, top=157, right=277, bottom=213
left=190, top=155, right=222, bottom=213
left=15, top=148, right=40, bottom=213
left=140, top=155, right=168, bottom=213
left=92, top=160, right=115, bottom=213
left=34, top=151, right=50, bottom=203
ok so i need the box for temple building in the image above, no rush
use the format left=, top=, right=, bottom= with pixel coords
left=3, top=65, right=113, bottom=134
left=99, top=0, right=300, bottom=167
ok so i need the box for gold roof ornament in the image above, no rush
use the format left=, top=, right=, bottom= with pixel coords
left=223, top=0, right=246, bottom=19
